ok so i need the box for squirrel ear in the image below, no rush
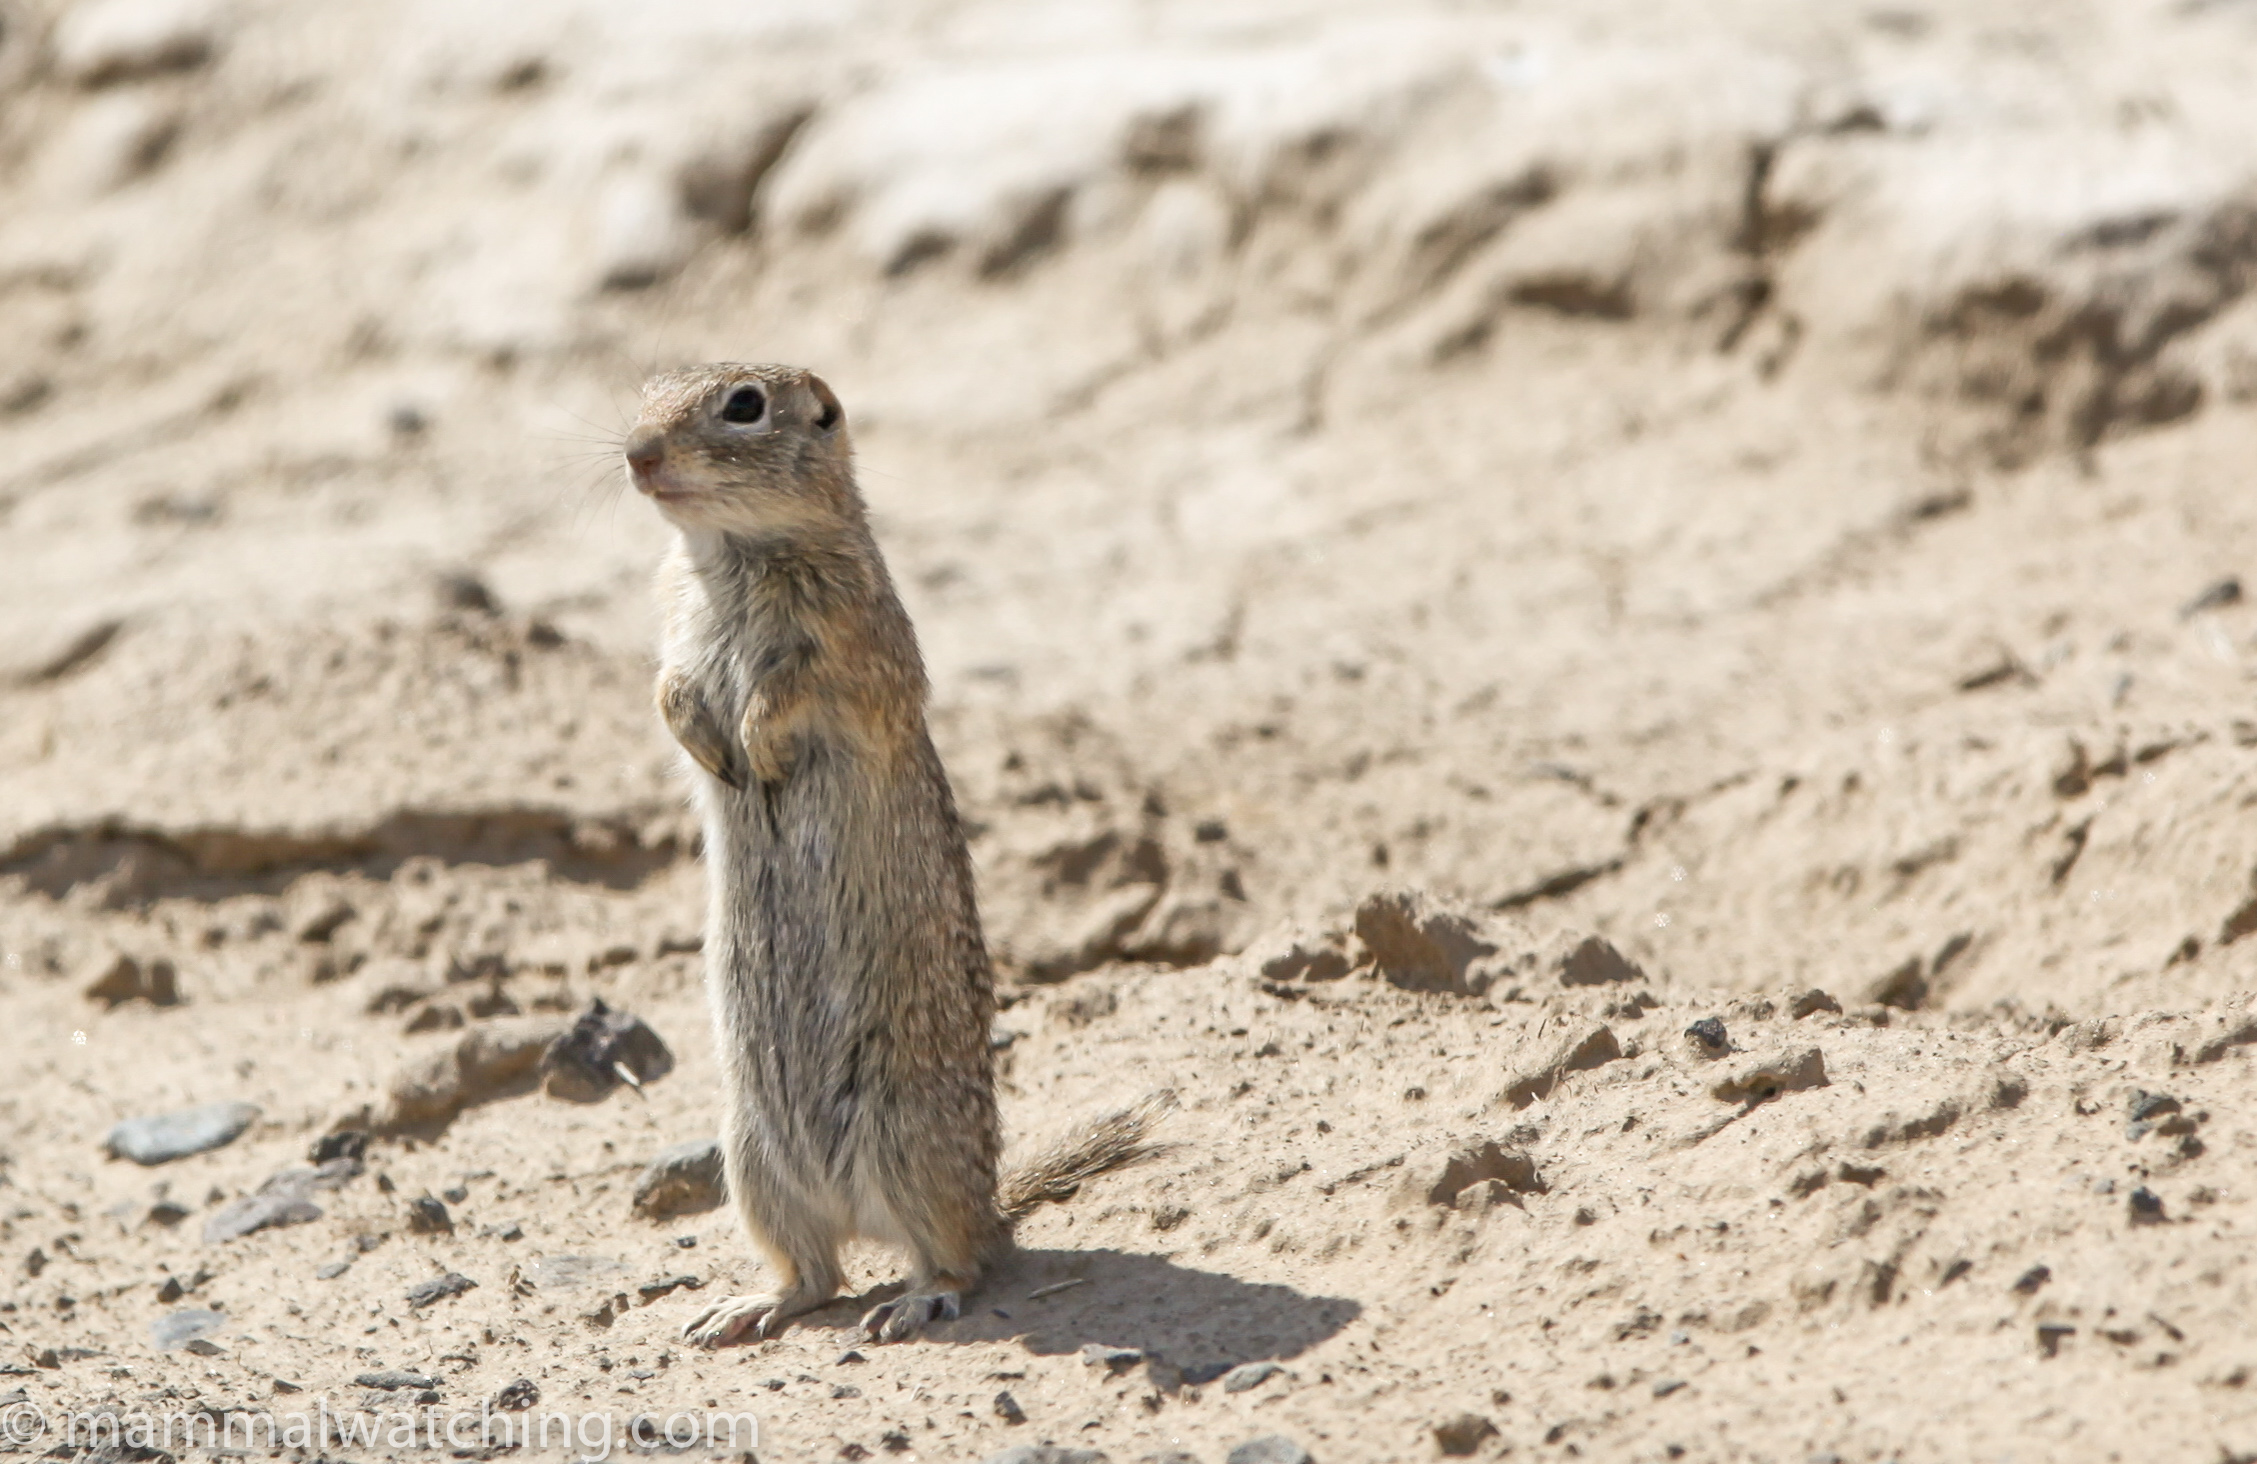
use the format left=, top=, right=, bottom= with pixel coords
left=806, top=374, right=844, bottom=434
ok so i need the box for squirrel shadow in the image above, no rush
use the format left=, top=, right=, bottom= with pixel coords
left=792, top=1247, right=1362, bottom=1374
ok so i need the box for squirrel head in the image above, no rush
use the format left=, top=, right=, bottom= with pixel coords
left=625, top=363, right=854, bottom=537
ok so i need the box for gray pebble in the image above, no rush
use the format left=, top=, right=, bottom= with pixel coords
left=356, top=1371, right=438, bottom=1391
left=981, top=1448, right=1110, bottom=1464
left=993, top=1390, right=1026, bottom=1424
left=631, top=1138, right=725, bottom=1219
left=406, top=1273, right=476, bottom=1308
left=202, top=1187, right=320, bottom=1244
left=1227, top=1434, right=1318, bottom=1461
left=149, top=1308, right=224, bottom=1351
left=105, top=1102, right=259, bottom=1165
left=1226, top=1438, right=1310, bottom=1464
left=1221, top=1361, right=1283, bottom=1394
left=1080, top=1343, right=1144, bottom=1373
left=316, top=1261, right=351, bottom=1280
left=830, top=1383, right=861, bottom=1399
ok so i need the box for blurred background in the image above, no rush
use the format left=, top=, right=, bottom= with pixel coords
left=6, top=0, right=2257, bottom=1005
left=6, top=1, right=2257, bottom=1453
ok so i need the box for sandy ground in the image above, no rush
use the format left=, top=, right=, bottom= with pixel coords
left=6, top=1, right=2257, bottom=1460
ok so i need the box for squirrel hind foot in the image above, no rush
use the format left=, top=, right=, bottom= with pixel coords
left=860, top=1286, right=962, bottom=1344
left=682, top=1289, right=822, bottom=1348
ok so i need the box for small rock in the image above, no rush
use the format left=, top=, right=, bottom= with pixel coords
left=1787, top=988, right=1842, bottom=1019
left=1421, top=1141, right=1544, bottom=1208
left=1652, top=1378, right=1687, bottom=1398
left=495, top=1378, right=538, bottom=1411
left=182, top=1338, right=224, bottom=1357
left=433, top=570, right=500, bottom=616
left=541, top=998, right=675, bottom=1102
left=2128, top=1187, right=2166, bottom=1225
left=1220, top=1361, right=1284, bottom=1393
left=104, top=1101, right=259, bottom=1165
left=1709, top=1046, right=1828, bottom=1104
left=316, top=1261, right=350, bottom=1280
left=1433, top=1414, right=1499, bottom=1455
left=310, top=1130, right=369, bottom=1165
left=830, top=1382, right=862, bottom=1399
left=149, top=1308, right=224, bottom=1351
left=406, top=1196, right=453, bottom=1235
left=674, top=1234, right=697, bottom=1248
left=835, top=1348, right=867, bottom=1365
left=53, top=0, right=221, bottom=85
left=1081, top=1343, right=1144, bottom=1374
left=146, top=1199, right=191, bottom=1227
left=1245, top=922, right=1353, bottom=984
left=406, top=1273, right=477, bottom=1308
left=1547, top=931, right=1645, bottom=987
left=203, top=1168, right=326, bottom=1244
left=2011, top=1264, right=2051, bottom=1295
left=356, top=1370, right=438, bottom=1391
left=2181, top=576, right=2243, bottom=619
left=639, top=1275, right=702, bottom=1302
left=1353, top=889, right=1525, bottom=996
left=84, top=952, right=181, bottom=1008
left=980, top=1448, right=1110, bottom=1464
left=631, top=1138, right=726, bottom=1219
left=334, top=1015, right=571, bottom=1135
left=993, top=1390, right=1027, bottom=1424
left=296, top=897, right=356, bottom=943
left=1501, top=1018, right=1621, bottom=1108
left=1683, top=1018, right=1729, bottom=1057
left=1226, top=1438, right=1311, bottom=1464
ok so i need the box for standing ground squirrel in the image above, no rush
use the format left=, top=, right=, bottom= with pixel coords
left=627, top=363, right=1168, bottom=1345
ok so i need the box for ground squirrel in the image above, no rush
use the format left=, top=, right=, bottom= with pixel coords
left=627, top=363, right=1167, bottom=1345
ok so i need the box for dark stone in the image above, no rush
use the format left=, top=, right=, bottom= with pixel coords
left=2012, top=1264, right=2051, bottom=1295
left=1434, top=1414, right=1499, bottom=1455
left=406, top=1272, right=476, bottom=1308
left=993, top=1390, right=1026, bottom=1424
left=830, top=1383, right=862, bottom=1399
left=407, top=1196, right=453, bottom=1234
left=1080, top=1343, right=1144, bottom=1373
left=495, top=1378, right=539, bottom=1411
left=105, top=1102, right=259, bottom=1165
left=541, top=998, right=675, bottom=1102
left=150, top=1309, right=225, bottom=1351
left=356, top=1370, right=438, bottom=1390
left=639, top=1275, right=702, bottom=1301
left=632, top=1139, right=726, bottom=1219
left=2128, top=1187, right=2166, bottom=1225
left=1684, top=1018, right=1729, bottom=1056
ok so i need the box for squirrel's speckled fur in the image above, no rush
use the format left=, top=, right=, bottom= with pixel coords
left=627, top=363, right=1165, bottom=1346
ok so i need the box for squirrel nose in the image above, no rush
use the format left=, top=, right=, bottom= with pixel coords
left=624, top=432, right=665, bottom=476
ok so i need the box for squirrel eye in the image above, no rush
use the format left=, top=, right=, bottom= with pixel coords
left=720, top=386, right=766, bottom=424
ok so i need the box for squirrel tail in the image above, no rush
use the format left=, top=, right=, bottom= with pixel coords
left=997, top=1089, right=1177, bottom=1222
